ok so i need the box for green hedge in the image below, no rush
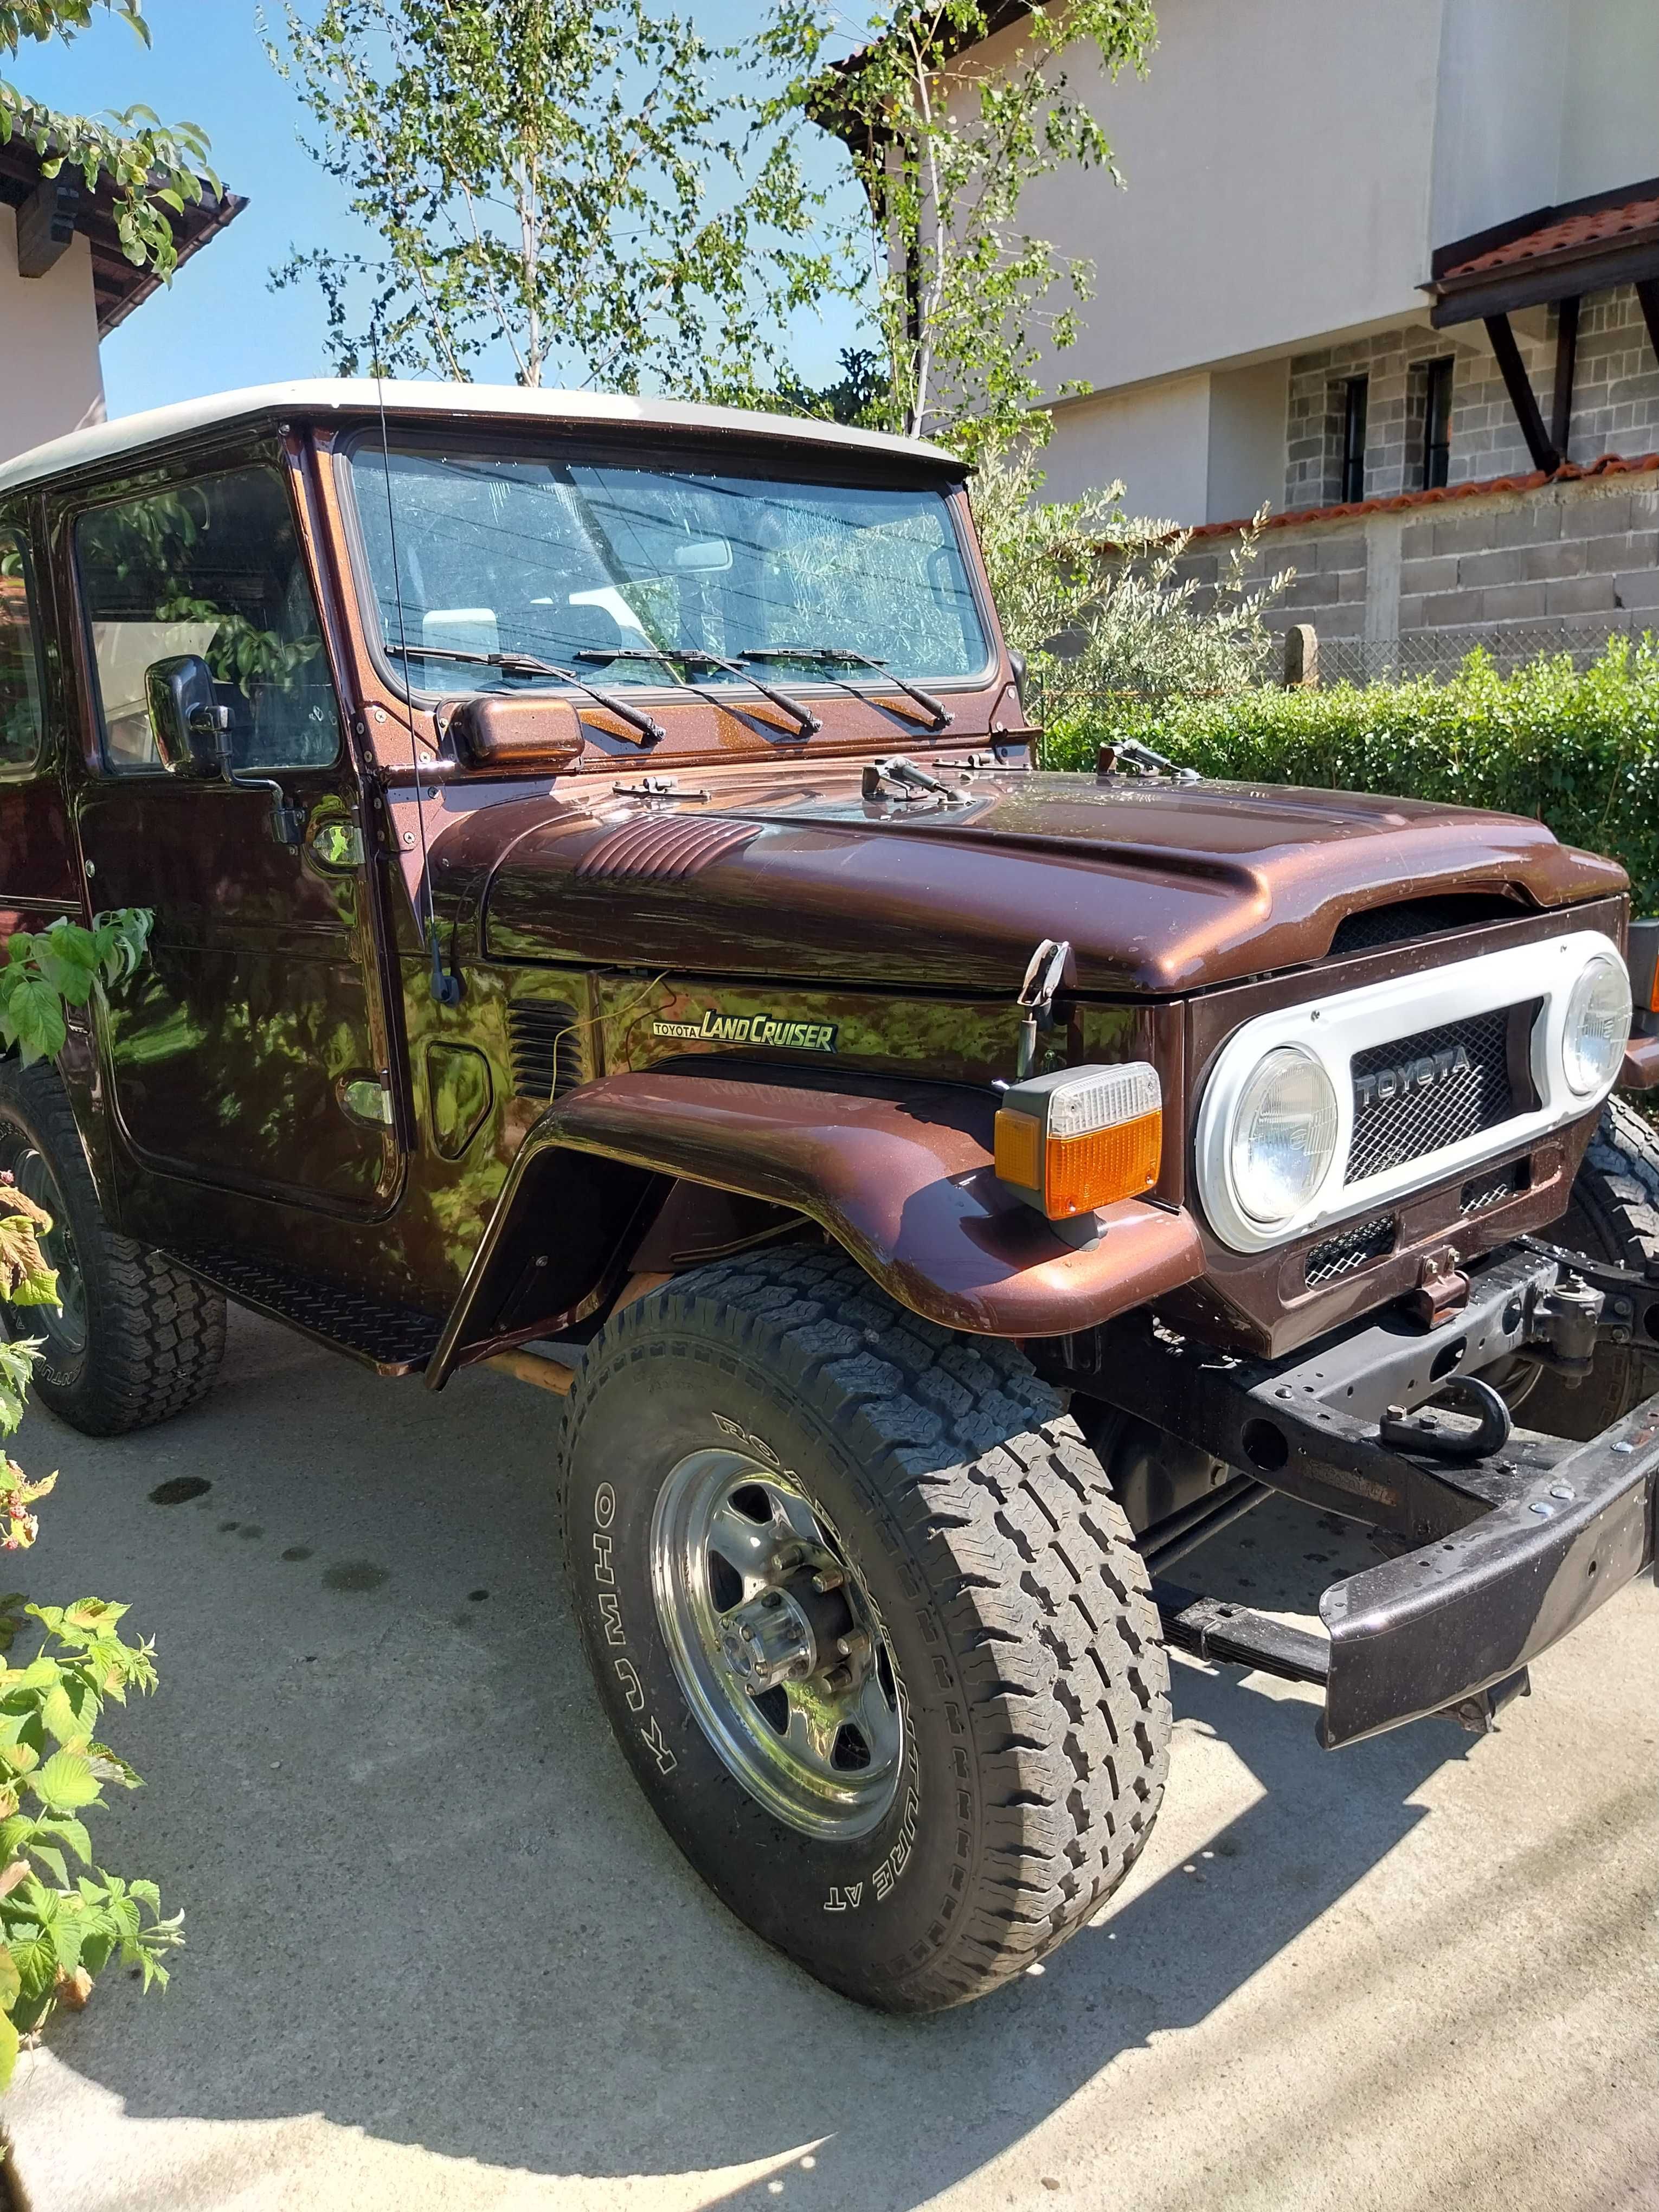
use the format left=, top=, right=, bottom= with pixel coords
left=1042, top=636, right=1659, bottom=910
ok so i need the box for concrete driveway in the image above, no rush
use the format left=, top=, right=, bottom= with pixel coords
left=3, top=1308, right=1655, bottom=2212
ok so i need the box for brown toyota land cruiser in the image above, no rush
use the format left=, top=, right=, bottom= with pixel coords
left=1, top=382, right=1655, bottom=2014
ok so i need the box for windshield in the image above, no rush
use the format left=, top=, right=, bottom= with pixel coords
left=346, top=444, right=991, bottom=693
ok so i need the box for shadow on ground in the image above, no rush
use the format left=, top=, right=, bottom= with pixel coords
left=15, top=1310, right=1655, bottom=2212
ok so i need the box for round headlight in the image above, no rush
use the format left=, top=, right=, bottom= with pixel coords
left=1561, top=951, right=1631, bottom=1096
left=1229, top=1045, right=1339, bottom=1226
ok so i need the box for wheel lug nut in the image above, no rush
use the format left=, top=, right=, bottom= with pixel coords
left=822, top=1663, right=854, bottom=1693
left=836, top=1631, right=871, bottom=1665
left=811, top=1567, right=845, bottom=1594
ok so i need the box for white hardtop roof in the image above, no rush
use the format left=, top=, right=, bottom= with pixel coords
left=0, top=378, right=962, bottom=497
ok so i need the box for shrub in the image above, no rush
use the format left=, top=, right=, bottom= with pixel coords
left=1043, top=636, right=1659, bottom=909
left=0, top=913, right=177, bottom=2086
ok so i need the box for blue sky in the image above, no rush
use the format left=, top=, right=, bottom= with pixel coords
left=17, top=0, right=867, bottom=417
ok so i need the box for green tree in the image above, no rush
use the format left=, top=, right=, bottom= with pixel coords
left=970, top=445, right=1292, bottom=714
left=1, top=1, right=218, bottom=277
left=266, top=0, right=832, bottom=396
left=770, top=1, right=1156, bottom=458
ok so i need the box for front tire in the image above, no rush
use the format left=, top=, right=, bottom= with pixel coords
left=1515, top=1097, right=1659, bottom=1438
left=0, top=1058, right=226, bottom=1436
left=557, top=1247, right=1170, bottom=2013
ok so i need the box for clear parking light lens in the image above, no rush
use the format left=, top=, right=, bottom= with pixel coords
left=1229, top=1045, right=1339, bottom=1226
left=1561, top=952, right=1631, bottom=1095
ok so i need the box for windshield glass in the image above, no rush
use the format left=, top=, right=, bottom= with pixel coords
left=346, top=444, right=991, bottom=692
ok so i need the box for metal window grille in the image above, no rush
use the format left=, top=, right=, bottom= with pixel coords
left=1340, top=376, right=1368, bottom=504
left=1422, top=357, right=1454, bottom=490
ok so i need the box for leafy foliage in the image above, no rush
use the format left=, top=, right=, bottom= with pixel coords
left=0, top=911, right=152, bottom=1069
left=0, top=1574, right=182, bottom=2085
left=971, top=446, right=1293, bottom=708
left=0, top=906, right=177, bottom=2085
left=266, top=0, right=832, bottom=396
left=1044, top=634, right=1659, bottom=908
left=1, top=1, right=220, bottom=279
left=769, top=1, right=1156, bottom=458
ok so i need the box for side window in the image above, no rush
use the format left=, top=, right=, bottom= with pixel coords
left=75, top=466, right=339, bottom=775
left=0, top=527, right=44, bottom=773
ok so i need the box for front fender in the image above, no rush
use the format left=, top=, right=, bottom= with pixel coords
left=429, top=1068, right=1203, bottom=1384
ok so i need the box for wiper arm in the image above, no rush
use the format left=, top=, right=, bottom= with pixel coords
left=740, top=645, right=952, bottom=731
left=579, top=646, right=821, bottom=737
left=385, top=641, right=665, bottom=745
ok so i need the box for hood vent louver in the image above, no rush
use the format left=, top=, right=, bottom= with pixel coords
left=575, top=813, right=760, bottom=884
left=507, top=1001, right=584, bottom=1101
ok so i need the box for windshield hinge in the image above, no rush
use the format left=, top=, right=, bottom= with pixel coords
left=612, top=776, right=710, bottom=803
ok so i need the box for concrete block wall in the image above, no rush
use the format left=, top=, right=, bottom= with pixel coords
left=1282, top=287, right=1659, bottom=515
left=1176, top=472, right=1659, bottom=650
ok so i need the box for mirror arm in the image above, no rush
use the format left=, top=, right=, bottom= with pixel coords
left=226, top=764, right=306, bottom=847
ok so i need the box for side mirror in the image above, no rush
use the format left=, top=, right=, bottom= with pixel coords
left=146, top=655, right=227, bottom=779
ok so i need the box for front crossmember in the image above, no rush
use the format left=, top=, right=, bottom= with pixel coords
left=1036, top=1240, right=1659, bottom=1745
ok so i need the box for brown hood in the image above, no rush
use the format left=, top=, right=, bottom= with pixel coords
left=473, top=766, right=1626, bottom=994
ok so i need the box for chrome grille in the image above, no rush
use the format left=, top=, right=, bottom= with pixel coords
left=1305, top=1214, right=1397, bottom=1285
left=1345, top=1007, right=1519, bottom=1184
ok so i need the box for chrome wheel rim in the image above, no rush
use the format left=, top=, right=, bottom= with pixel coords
left=0, top=1139, right=85, bottom=1361
left=649, top=1448, right=904, bottom=1839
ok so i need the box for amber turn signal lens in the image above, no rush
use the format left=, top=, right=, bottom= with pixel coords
left=993, top=1108, right=1043, bottom=1191
left=1043, top=1109, right=1162, bottom=1217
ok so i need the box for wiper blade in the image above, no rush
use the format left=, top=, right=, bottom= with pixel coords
left=385, top=641, right=665, bottom=745
left=741, top=645, right=951, bottom=731
left=579, top=646, right=821, bottom=737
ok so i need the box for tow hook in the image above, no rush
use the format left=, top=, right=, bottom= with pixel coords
left=1380, top=1374, right=1513, bottom=1460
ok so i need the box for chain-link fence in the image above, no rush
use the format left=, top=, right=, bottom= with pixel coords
left=1297, top=615, right=1652, bottom=689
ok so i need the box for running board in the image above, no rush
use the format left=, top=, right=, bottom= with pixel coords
left=165, top=1246, right=442, bottom=1375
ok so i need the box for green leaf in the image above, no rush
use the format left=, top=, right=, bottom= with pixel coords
left=0, top=971, right=67, bottom=1066
left=31, top=1815, right=90, bottom=1867
left=0, top=1940, right=21, bottom=2011
left=32, top=1751, right=99, bottom=1814
left=25, top=1840, right=65, bottom=1886
left=0, top=2005, right=17, bottom=2092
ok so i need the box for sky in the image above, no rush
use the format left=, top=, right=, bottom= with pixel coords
left=15, top=0, right=868, bottom=419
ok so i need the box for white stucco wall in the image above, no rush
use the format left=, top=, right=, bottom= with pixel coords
left=968, top=0, right=1445, bottom=401
left=1038, top=361, right=1286, bottom=526
left=1039, top=372, right=1212, bottom=519
left=0, top=209, right=106, bottom=469
left=1559, top=0, right=1659, bottom=202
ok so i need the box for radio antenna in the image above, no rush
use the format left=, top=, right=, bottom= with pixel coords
left=373, top=338, right=459, bottom=1006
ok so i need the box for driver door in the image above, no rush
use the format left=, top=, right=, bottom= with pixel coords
left=68, top=457, right=397, bottom=1224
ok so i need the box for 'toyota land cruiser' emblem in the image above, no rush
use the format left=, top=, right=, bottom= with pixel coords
left=653, top=1008, right=838, bottom=1052
left=1354, top=1041, right=1472, bottom=1110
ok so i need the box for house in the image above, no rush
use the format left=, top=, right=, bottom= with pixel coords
left=0, top=134, right=241, bottom=466
left=825, top=0, right=1659, bottom=673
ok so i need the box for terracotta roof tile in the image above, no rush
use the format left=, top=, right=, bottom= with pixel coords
left=1441, top=194, right=1659, bottom=281
left=1188, top=450, right=1659, bottom=542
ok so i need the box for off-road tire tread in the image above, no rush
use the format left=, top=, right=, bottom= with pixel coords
left=560, top=1244, right=1170, bottom=2012
left=0, top=1059, right=226, bottom=1435
left=1573, top=1096, right=1659, bottom=1272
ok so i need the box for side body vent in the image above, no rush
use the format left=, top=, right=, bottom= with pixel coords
left=507, top=1001, right=583, bottom=1100
left=575, top=813, right=760, bottom=884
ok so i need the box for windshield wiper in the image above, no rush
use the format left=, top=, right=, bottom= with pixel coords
left=740, top=646, right=952, bottom=731
left=578, top=646, right=821, bottom=737
left=385, top=642, right=666, bottom=745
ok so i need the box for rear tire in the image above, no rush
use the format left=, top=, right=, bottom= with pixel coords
left=557, top=1246, right=1170, bottom=2013
left=0, top=1058, right=226, bottom=1436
